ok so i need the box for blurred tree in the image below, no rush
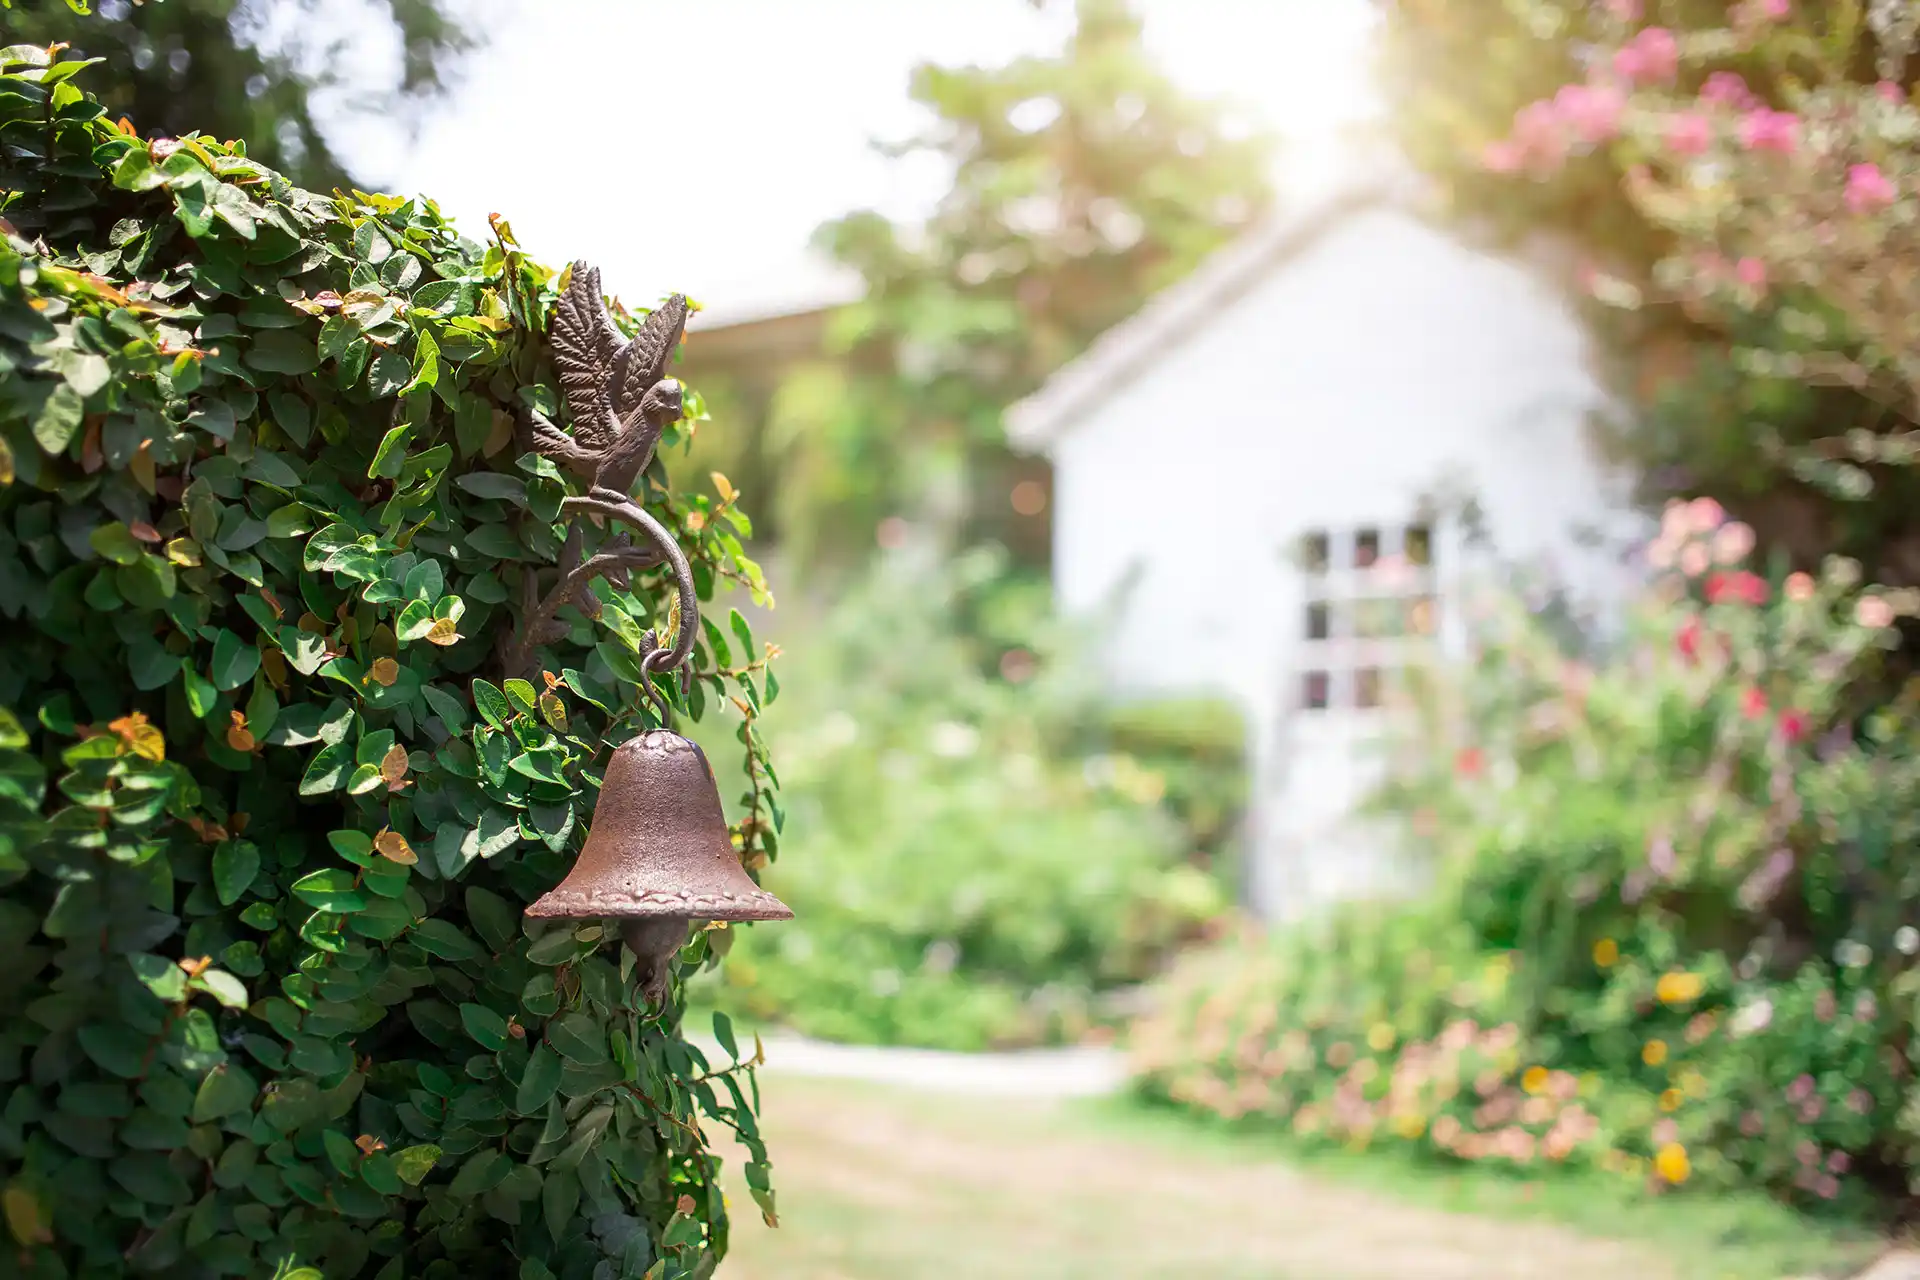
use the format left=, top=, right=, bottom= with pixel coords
left=1373, top=0, right=1920, bottom=581
left=724, top=0, right=1271, bottom=574
left=1, top=0, right=475, bottom=189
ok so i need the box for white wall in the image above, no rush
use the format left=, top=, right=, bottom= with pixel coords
left=1046, top=205, right=1635, bottom=919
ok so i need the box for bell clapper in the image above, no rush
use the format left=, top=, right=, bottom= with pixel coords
left=620, top=916, right=693, bottom=1008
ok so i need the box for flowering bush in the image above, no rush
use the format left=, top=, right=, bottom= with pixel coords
left=1133, top=501, right=1920, bottom=1206
left=1480, top=3, right=1920, bottom=477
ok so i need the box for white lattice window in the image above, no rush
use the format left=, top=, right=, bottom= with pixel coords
left=1295, top=523, right=1438, bottom=713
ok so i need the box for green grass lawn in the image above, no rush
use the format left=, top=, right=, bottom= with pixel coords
left=712, top=1072, right=1888, bottom=1280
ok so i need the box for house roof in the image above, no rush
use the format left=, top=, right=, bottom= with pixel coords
left=1003, top=172, right=1417, bottom=452
left=685, top=257, right=864, bottom=333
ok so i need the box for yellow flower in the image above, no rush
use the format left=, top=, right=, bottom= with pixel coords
left=1659, top=1088, right=1683, bottom=1112
left=1655, top=1142, right=1691, bottom=1184
left=1655, top=971, right=1705, bottom=1005
left=1522, top=1066, right=1550, bottom=1095
left=1367, top=1022, right=1395, bottom=1053
left=1393, top=1113, right=1426, bottom=1140
left=1593, top=938, right=1619, bottom=968
left=1642, top=1039, right=1669, bottom=1067
left=1679, top=1069, right=1708, bottom=1099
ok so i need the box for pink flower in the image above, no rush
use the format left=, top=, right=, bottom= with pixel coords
left=1482, top=140, right=1525, bottom=173
left=1784, top=571, right=1815, bottom=601
left=1735, top=256, right=1768, bottom=289
left=1742, top=687, right=1768, bottom=719
left=1829, top=1150, right=1851, bottom=1174
left=1676, top=618, right=1702, bottom=662
left=1614, top=27, right=1680, bottom=85
left=1779, top=710, right=1809, bottom=744
left=1701, top=71, right=1757, bottom=110
left=1511, top=100, right=1568, bottom=168
left=1816, top=1173, right=1840, bottom=1200
left=1687, top=495, right=1726, bottom=533
left=1555, top=82, right=1626, bottom=144
left=1846, top=163, right=1897, bottom=212
left=1667, top=112, right=1712, bottom=155
left=1879, top=80, right=1906, bottom=104
left=1757, top=0, right=1790, bottom=19
left=1789, top=1076, right=1816, bottom=1104
left=1857, top=594, right=1895, bottom=628
left=1605, top=0, right=1642, bottom=19
left=1739, top=108, right=1800, bottom=152
left=1740, top=1110, right=1764, bottom=1136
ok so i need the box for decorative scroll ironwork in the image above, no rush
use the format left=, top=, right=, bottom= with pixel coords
left=501, top=261, right=697, bottom=722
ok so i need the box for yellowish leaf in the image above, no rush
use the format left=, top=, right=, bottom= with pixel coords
left=729, top=695, right=753, bottom=719
left=380, top=743, right=409, bottom=785
left=370, top=657, right=400, bottom=687
left=373, top=828, right=417, bottom=864
left=710, top=471, right=736, bottom=503
left=260, top=649, right=288, bottom=690
left=425, top=617, right=462, bottom=647
left=128, top=440, right=156, bottom=494
left=538, top=691, right=569, bottom=734
left=225, top=710, right=256, bottom=754
left=108, top=711, right=165, bottom=762
left=686, top=510, right=706, bottom=532
left=5, top=1184, right=51, bottom=1246
left=165, top=537, right=202, bottom=567
left=0, top=437, right=14, bottom=487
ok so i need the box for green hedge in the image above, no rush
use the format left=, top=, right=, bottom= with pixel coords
left=0, top=46, right=786, bottom=1278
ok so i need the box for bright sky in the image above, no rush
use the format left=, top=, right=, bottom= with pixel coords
left=330, top=0, right=1379, bottom=321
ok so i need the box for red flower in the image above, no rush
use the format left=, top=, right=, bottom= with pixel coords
left=1676, top=618, right=1702, bottom=661
left=1705, top=570, right=1769, bottom=605
left=1779, top=710, right=1809, bottom=743
left=1742, top=687, right=1768, bottom=719
left=1455, top=747, right=1485, bottom=779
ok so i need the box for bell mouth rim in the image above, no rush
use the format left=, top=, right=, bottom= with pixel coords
left=524, top=892, right=793, bottom=923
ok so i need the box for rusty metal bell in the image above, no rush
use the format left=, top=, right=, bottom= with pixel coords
left=526, top=729, right=791, bottom=1004
left=527, top=728, right=792, bottom=925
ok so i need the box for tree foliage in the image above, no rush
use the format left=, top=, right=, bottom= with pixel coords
left=704, top=0, right=1272, bottom=572
left=0, top=0, right=475, bottom=189
left=1377, top=0, right=1920, bottom=582
left=0, top=45, right=780, bottom=1278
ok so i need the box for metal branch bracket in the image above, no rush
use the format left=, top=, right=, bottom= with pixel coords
left=501, top=261, right=697, bottom=723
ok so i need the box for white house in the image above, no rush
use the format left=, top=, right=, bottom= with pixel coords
left=1005, top=167, right=1641, bottom=921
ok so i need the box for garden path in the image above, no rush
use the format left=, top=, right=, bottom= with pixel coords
left=701, top=1034, right=1886, bottom=1280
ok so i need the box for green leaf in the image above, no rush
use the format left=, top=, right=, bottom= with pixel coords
left=245, top=328, right=319, bottom=375
left=471, top=679, right=511, bottom=728
left=542, top=1165, right=581, bottom=1241
left=367, top=422, right=412, bottom=479
left=396, top=598, right=433, bottom=641
left=408, top=918, right=482, bottom=961
left=194, top=969, right=249, bottom=1009
left=89, top=521, right=142, bottom=565
left=323, top=1129, right=360, bottom=1176
left=458, top=1002, right=508, bottom=1051
left=34, top=382, right=85, bottom=452
left=503, top=678, right=538, bottom=717
left=514, top=1044, right=562, bottom=1115
left=421, top=683, right=468, bottom=733
left=448, top=1150, right=509, bottom=1198
left=729, top=608, right=754, bottom=658
left=212, top=841, right=260, bottom=905
left=465, top=887, right=518, bottom=953
left=712, top=1011, right=739, bottom=1061
left=300, top=740, right=350, bottom=795
left=211, top=629, right=261, bottom=690
left=393, top=1144, right=442, bottom=1186
left=291, top=868, right=366, bottom=913
left=546, top=1013, right=608, bottom=1066
left=190, top=1064, right=257, bottom=1123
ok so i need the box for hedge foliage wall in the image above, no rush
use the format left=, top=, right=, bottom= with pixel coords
left=0, top=44, right=787, bottom=1280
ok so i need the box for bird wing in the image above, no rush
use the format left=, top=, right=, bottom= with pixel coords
left=547, top=260, right=625, bottom=451
left=608, top=293, right=690, bottom=421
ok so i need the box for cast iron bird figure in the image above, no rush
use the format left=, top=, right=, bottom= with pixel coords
left=524, top=260, right=690, bottom=498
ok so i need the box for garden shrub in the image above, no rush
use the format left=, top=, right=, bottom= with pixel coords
left=699, top=547, right=1227, bottom=1051
left=0, top=47, right=787, bottom=1279
left=1133, top=498, right=1920, bottom=1210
